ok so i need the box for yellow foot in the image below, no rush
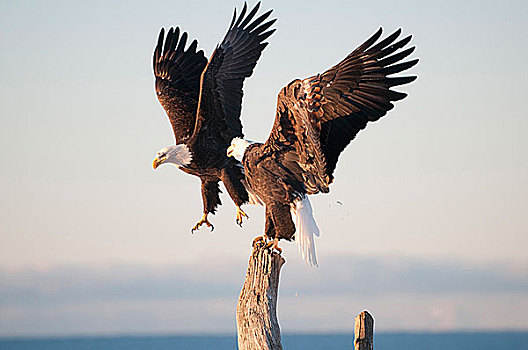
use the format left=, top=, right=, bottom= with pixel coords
left=236, top=206, right=249, bottom=227
left=263, top=238, right=282, bottom=254
left=191, top=213, right=214, bottom=233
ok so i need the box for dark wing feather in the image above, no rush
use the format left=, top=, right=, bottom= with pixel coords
left=190, top=1, right=275, bottom=145
left=153, top=27, right=207, bottom=144
left=263, top=28, right=418, bottom=193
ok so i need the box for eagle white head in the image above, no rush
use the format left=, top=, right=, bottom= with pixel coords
left=152, top=144, right=193, bottom=169
left=227, top=137, right=253, bottom=162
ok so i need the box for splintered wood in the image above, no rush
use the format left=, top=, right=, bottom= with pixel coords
left=236, top=247, right=285, bottom=350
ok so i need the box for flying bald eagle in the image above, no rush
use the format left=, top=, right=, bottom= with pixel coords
left=152, top=2, right=274, bottom=232
left=227, top=28, right=418, bottom=265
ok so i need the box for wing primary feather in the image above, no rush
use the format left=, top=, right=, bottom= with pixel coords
left=369, top=35, right=413, bottom=61
left=253, top=18, right=277, bottom=35
left=175, top=32, right=188, bottom=54
left=233, top=2, right=248, bottom=28
left=354, top=90, right=391, bottom=105
left=167, top=28, right=180, bottom=60
left=163, top=28, right=173, bottom=58
left=387, top=90, right=408, bottom=101
left=153, top=28, right=164, bottom=71
left=186, top=39, right=198, bottom=54
left=381, top=59, right=419, bottom=75
left=349, top=27, right=383, bottom=55
left=239, top=1, right=260, bottom=29
left=173, top=27, right=181, bottom=49
left=246, top=9, right=273, bottom=33
left=365, top=28, right=402, bottom=54
left=229, top=8, right=237, bottom=29
left=258, top=29, right=276, bottom=42
left=386, top=76, right=418, bottom=87
left=378, top=47, right=416, bottom=67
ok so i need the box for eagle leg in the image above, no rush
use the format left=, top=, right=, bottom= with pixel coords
left=191, top=213, right=214, bottom=233
left=263, top=238, right=282, bottom=254
left=236, top=206, right=249, bottom=227
left=220, top=165, right=250, bottom=227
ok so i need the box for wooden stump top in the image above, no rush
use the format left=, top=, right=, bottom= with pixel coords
left=354, top=310, right=374, bottom=350
left=236, top=246, right=285, bottom=350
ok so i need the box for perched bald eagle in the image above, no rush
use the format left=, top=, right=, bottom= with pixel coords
left=227, top=28, right=418, bottom=265
left=152, top=2, right=274, bottom=231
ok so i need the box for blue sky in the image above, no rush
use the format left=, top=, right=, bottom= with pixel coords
left=1, top=0, right=527, bottom=336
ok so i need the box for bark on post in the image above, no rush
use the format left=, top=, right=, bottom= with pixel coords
left=236, top=245, right=285, bottom=350
left=354, top=310, right=374, bottom=350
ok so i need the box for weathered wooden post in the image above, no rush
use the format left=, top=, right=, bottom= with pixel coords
left=354, top=310, right=374, bottom=350
left=236, top=243, right=375, bottom=350
left=236, top=245, right=285, bottom=350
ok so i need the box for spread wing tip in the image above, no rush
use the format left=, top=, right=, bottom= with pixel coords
left=230, top=1, right=274, bottom=31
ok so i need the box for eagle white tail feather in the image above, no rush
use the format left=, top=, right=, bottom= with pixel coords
left=291, top=196, right=320, bottom=267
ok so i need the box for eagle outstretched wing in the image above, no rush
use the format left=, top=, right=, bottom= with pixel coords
left=153, top=27, right=208, bottom=144
left=189, top=1, right=276, bottom=146
left=262, top=28, right=418, bottom=194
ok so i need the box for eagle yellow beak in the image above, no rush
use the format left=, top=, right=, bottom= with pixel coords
left=152, top=157, right=165, bottom=169
left=227, top=145, right=234, bottom=157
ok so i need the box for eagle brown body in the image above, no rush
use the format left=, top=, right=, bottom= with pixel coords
left=230, top=28, right=418, bottom=259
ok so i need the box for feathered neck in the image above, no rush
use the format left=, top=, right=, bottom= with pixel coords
left=165, top=144, right=193, bottom=167
left=230, top=138, right=254, bottom=162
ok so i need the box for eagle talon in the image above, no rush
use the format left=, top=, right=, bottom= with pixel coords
left=263, top=238, right=282, bottom=254
left=236, top=206, right=249, bottom=227
left=252, top=235, right=267, bottom=248
left=191, top=213, right=214, bottom=233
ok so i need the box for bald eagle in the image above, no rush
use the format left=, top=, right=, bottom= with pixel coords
left=227, top=28, right=418, bottom=265
left=152, top=2, right=274, bottom=232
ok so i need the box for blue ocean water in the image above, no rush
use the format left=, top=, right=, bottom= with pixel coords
left=1, top=332, right=527, bottom=349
